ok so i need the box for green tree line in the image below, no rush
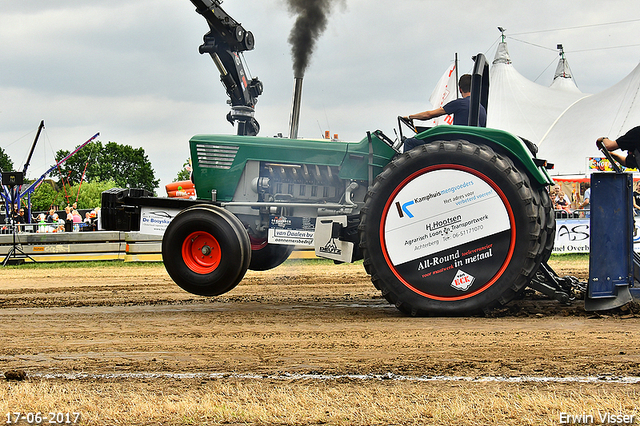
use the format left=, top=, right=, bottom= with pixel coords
left=0, top=146, right=13, bottom=173
left=55, top=141, right=159, bottom=189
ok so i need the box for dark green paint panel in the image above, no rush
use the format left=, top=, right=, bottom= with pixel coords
left=190, top=133, right=397, bottom=201
left=189, top=127, right=551, bottom=202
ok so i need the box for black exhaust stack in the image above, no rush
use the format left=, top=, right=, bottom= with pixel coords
left=289, top=76, right=303, bottom=139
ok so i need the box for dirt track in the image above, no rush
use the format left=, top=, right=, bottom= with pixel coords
left=1, top=259, right=640, bottom=425
left=1, top=259, right=639, bottom=379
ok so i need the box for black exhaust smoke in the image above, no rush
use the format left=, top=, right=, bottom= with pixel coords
left=287, top=0, right=340, bottom=78
left=286, top=0, right=343, bottom=138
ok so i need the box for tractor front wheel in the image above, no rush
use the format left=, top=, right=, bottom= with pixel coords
left=162, top=205, right=251, bottom=296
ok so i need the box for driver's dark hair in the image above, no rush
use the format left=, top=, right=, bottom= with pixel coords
left=459, top=74, right=472, bottom=93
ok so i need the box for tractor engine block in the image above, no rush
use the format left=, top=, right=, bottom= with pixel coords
left=256, top=162, right=342, bottom=203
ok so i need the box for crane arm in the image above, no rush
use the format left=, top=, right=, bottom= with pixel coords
left=190, top=0, right=263, bottom=135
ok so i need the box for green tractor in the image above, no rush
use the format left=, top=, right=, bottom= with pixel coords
left=160, top=0, right=559, bottom=315
left=164, top=124, right=556, bottom=316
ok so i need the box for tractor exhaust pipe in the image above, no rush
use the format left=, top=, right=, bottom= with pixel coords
left=289, top=76, right=303, bottom=139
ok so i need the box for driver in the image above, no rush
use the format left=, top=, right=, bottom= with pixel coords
left=598, top=127, right=640, bottom=168
left=402, top=74, right=487, bottom=152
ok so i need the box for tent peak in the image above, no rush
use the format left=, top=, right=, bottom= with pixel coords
left=493, top=41, right=512, bottom=65
left=553, top=44, right=573, bottom=80
left=550, top=44, right=582, bottom=93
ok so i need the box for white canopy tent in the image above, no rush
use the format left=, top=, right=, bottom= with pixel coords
left=549, top=48, right=582, bottom=94
left=428, top=40, right=640, bottom=177
left=486, top=40, right=640, bottom=176
left=538, top=61, right=640, bottom=175
left=487, top=42, right=590, bottom=146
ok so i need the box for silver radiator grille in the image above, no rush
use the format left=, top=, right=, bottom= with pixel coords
left=195, top=144, right=239, bottom=169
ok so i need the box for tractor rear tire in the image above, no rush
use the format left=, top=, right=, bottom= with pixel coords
left=162, top=205, right=251, bottom=296
left=539, top=186, right=556, bottom=264
left=359, top=140, right=541, bottom=316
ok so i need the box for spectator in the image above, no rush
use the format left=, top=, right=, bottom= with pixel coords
left=555, top=190, right=571, bottom=209
left=63, top=206, right=72, bottom=232
left=579, top=183, right=591, bottom=218
left=92, top=207, right=102, bottom=231
left=36, top=213, right=47, bottom=233
left=91, top=209, right=99, bottom=231
left=65, top=212, right=74, bottom=233
left=46, top=209, right=56, bottom=223
left=12, top=207, right=25, bottom=232
left=15, top=208, right=26, bottom=224
left=552, top=184, right=573, bottom=218
left=72, top=210, right=82, bottom=232
left=52, top=213, right=65, bottom=232
left=552, top=185, right=571, bottom=209
left=83, top=212, right=95, bottom=231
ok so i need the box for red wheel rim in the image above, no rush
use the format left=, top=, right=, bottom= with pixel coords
left=182, top=231, right=222, bottom=274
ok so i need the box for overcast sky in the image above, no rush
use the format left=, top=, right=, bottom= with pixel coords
left=1, top=0, right=640, bottom=194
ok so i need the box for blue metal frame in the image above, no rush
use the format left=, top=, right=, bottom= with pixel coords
left=586, top=172, right=637, bottom=309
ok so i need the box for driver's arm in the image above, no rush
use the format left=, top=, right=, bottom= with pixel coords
left=609, top=151, right=627, bottom=166
left=597, top=136, right=620, bottom=151
left=406, top=107, right=446, bottom=121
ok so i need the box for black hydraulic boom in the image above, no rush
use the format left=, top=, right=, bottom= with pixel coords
left=190, top=0, right=263, bottom=136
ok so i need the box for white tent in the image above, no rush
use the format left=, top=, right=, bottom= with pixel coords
left=487, top=42, right=590, bottom=145
left=432, top=40, right=640, bottom=176
left=538, top=61, right=640, bottom=175
left=549, top=50, right=582, bottom=94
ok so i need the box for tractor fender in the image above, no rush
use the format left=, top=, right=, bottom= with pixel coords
left=414, top=125, right=554, bottom=187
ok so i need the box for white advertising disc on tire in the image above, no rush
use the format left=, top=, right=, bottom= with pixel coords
left=381, top=165, right=514, bottom=299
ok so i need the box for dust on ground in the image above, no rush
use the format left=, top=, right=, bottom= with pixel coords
left=0, top=258, right=639, bottom=425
